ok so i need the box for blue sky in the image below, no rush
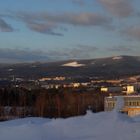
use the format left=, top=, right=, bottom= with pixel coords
left=0, top=0, right=140, bottom=62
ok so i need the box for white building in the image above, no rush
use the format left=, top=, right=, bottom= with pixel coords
left=104, top=95, right=140, bottom=117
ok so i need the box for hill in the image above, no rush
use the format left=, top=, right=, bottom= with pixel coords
left=0, top=55, right=140, bottom=79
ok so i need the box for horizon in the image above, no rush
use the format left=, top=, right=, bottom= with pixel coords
left=0, top=0, right=140, bottom=62
left=0, top=54, right=139, bottom=64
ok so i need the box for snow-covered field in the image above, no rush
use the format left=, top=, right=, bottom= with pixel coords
left=0, top=111, right=140, bottom=140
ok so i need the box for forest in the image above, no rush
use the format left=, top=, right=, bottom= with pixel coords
left=0, top=87, right=108, bottom=120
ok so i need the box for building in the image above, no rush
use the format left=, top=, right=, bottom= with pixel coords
left=104, top=95, right=140, bottom=117
left=123, top=85, right=135, bottom=95
left=72, top=83, right=81, bottom=88
left=101, top=85, right=136, bottom=94
left=101, top=87, right=108, bottom=92
left=101, top=86, right=122, bottom=93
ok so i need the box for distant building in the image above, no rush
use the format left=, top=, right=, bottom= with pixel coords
left=39, top=77, right=66, bottom=82
left=72, top=83, right=81, bottom=88
left=123, top=85, right=135, bottom=95
left=101, top=85, right=136, bottom=94
left=101, top=87, right=108, bottom=92
left=101, top=86, right=122, bottom=93
left=104, top=95, right=140, bottom=117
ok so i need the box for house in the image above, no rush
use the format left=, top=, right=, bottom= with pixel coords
left=104, top=95, right=140, bottom=117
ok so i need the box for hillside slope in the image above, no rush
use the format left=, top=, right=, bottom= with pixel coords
left=0, top=55, right=140, bottom=79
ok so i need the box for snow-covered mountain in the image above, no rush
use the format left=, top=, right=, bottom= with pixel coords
left=0, top=111, right=140, bottom=140
left=0, top=55, right=140, bottom=79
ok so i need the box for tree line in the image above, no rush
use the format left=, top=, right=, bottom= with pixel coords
left=0, top=87, right=108, bottom=120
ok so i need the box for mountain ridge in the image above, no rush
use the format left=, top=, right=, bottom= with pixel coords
left=0, top=55, right=140, bottom=79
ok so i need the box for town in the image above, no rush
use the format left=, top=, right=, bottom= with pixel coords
left=0, top=74, right=140, bottom=120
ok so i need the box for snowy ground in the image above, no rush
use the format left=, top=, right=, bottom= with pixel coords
left=0, top=111, right=140, bottom=140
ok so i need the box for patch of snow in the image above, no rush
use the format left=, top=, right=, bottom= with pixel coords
left=112, top=56, right=123, bottom=60
left=8, top=69, right=14, bottom=72
left=62, top=61, right=85, bottom=67
left=91, top=62, right=95, bottom=65
left=0, top=111, right=140, bottom=140
left=31, top=65, right=37, bottom=68
left=102, top=63, right=106, bottom=66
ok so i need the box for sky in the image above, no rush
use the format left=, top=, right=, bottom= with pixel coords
left=0, top=0, right=140, bottom=62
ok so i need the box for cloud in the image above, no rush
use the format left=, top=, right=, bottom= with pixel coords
left=69, top=45, right=99, bottom=58
left=0, top=44, right=137, bottom=63
left=1, top=10, right=113, bottom=35
left=26, top=22, right=63, bottom=36
left=98, top=0, right=133, bottom=17
left=0, top=46, right=99, bottom=63
left=0, top=18, right=13, bottom=32
left=47, top=45, right=99, bottom=60
left=37, top=12, right=112, bottom=27
left=122, top=25, right=140, bottom=40
left=26, top=45, right=99, bottom=61
left=0, top=48, right=50, bottom=63
left=11, top=11, right=112, bottom=29
left=107, top=45, right=134, bottom=52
